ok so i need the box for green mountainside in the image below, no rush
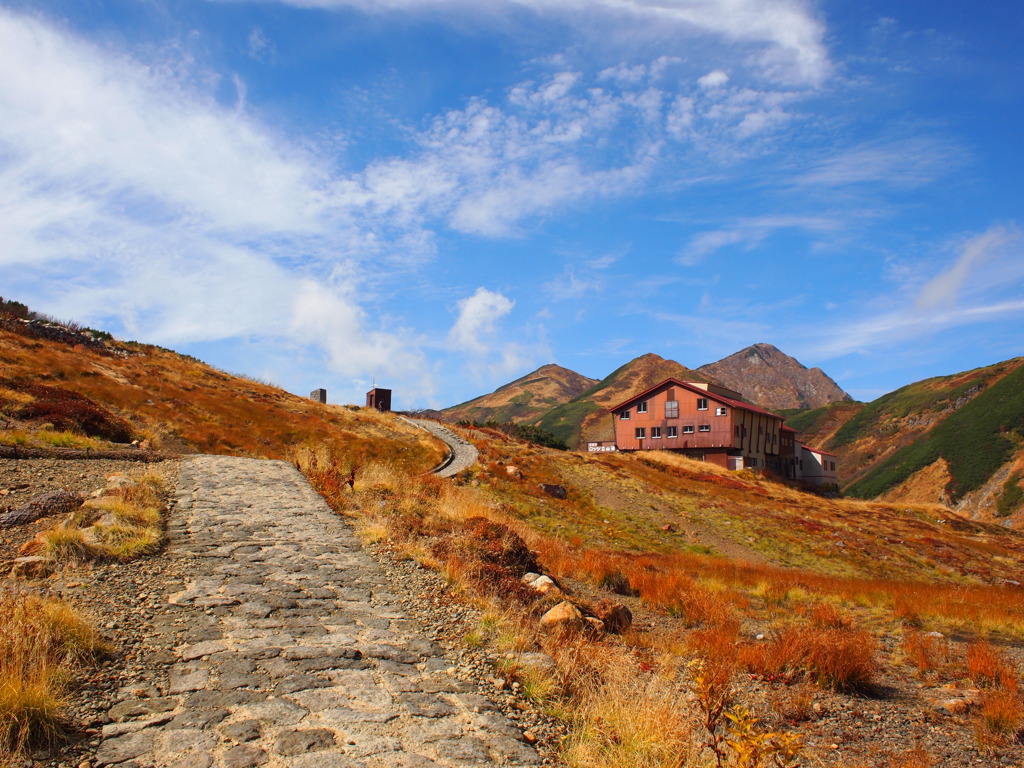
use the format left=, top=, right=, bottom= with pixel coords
left=782, top=357, right=1024, bottom=521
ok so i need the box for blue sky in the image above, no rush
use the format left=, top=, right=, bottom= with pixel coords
left=2, top=1, right=1022, bottom=408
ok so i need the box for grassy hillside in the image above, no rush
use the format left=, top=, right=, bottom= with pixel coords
left=0, top=306, right=445, bottom=473
left=845, top=362, right=1024, bottom=501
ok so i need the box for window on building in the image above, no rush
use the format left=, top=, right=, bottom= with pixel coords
left=619, top=410, right=631, bottom=420
left=667, top=426, right=678, bottom=438
left=715, top=407, right=727, bottom=416
left=665, top=400, right=679, bottom=419
left=699, top=424, right=711, bottom=432
left=697, top=397, right=708, bottom=410
left=635, top=427, right=646, bottom=439
left=651, top=427, right=662, bottom=438
left=683, top=425, right=695, bottom=434
left=636, top=401, right=648, bottom=414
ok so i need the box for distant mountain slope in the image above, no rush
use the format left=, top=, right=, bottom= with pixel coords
left=697, top=343, right=851, bottom=410
left=811, top=356, right=1024, bottom=526
left=442, top=364, right=597, bottom=425
left=536, top=353, right=716, bottom=449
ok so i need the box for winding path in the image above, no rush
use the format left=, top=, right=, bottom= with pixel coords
left=402, top=419, right=479, bottom=479
left=94, top=455, right=539, bottom=768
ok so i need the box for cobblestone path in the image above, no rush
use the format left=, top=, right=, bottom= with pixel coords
left=94, top=455, right=541, bottom=768
left=403, top=420, right=479, bottom=479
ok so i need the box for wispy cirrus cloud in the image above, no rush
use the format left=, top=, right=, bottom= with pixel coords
left=793, top=137, right=963, bottom=189
left=680, top=214, right=842, bottom=264
left=251, top=0, right=832, bottom=85
left=808, top=224, right=1024, bottom=359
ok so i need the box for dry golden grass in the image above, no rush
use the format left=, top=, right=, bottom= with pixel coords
left=562, top=653, right=701, bottom=768
left=28, top=474, right=170, bottom=567
left=0, top=592, right=107, bottom=760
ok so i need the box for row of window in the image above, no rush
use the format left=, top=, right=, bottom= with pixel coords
left=620, top=399, right=727, bottom=420
left=635, top=425, right=711, bottom=439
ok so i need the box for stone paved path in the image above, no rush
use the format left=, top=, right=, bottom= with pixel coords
left=403, top=420, right=479, bottom=479
left=94, top=455, right=541, bottom=768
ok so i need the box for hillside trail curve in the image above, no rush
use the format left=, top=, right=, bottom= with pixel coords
left=401, top=419, right=479, bottom=479
left=93, top=455, right=540, bottom=768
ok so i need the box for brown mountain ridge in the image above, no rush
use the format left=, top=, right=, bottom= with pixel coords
left=442, top=364, right=598, bottom=425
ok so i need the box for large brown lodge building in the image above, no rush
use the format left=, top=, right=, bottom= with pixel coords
left=591, top=378, right=838, bottom=486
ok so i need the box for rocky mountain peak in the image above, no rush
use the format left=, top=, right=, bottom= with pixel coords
left=697, top=344, right=851, bottom=411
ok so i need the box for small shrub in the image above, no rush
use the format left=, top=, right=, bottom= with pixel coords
left=767, top=682, right=816, bottom=724
left=975, top=687, right=1024, bottom=751
left=563, top=652, right=700, bottom=767
left=742, top=625, right=877, bottom=693
left=808, top=602, right=853, bottom=630
left=8, top=382, right=135, bottom=443
left=888, top=746, right=934, bottom=768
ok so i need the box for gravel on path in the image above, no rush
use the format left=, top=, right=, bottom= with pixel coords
left=90, top=455, right=542, bottom=768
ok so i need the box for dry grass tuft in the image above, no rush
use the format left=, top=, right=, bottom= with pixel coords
left=562, top=650, right=700, bottom=768
left=741, top=624, right=877, bottom=693
left=901, top=631, right=954, bottom=679
left=28, top=475, right=169, bottom=568
left=975, top=687, right=1023, bottom=751
left=36, top=526, right=91, bottom=564
left=0, top=591, right=107, bottom=759
left=966, top=641, right=1015, bottom=688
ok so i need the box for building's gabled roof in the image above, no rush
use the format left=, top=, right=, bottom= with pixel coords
left=781, top=425, right=799, bottom=433
left=800, top=444, right=837, bottom=457
left=608, top=378, right=781, bottom=420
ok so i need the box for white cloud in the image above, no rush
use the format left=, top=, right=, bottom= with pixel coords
left=0, top=8, right=432, bottom=391
left=258, top=0, right=831, bottom=85
left=698, top=69, right=730, bottom=89
left=290, top=280, right=430, bottom=383
left=0, top=12, right=328, bottom=235
left=448, top=287, right=516, bottom=354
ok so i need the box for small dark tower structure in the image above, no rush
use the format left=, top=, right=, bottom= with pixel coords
left=366, top=387, right=392, bottom=412
left=310, top=388, right=327, bottom=404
